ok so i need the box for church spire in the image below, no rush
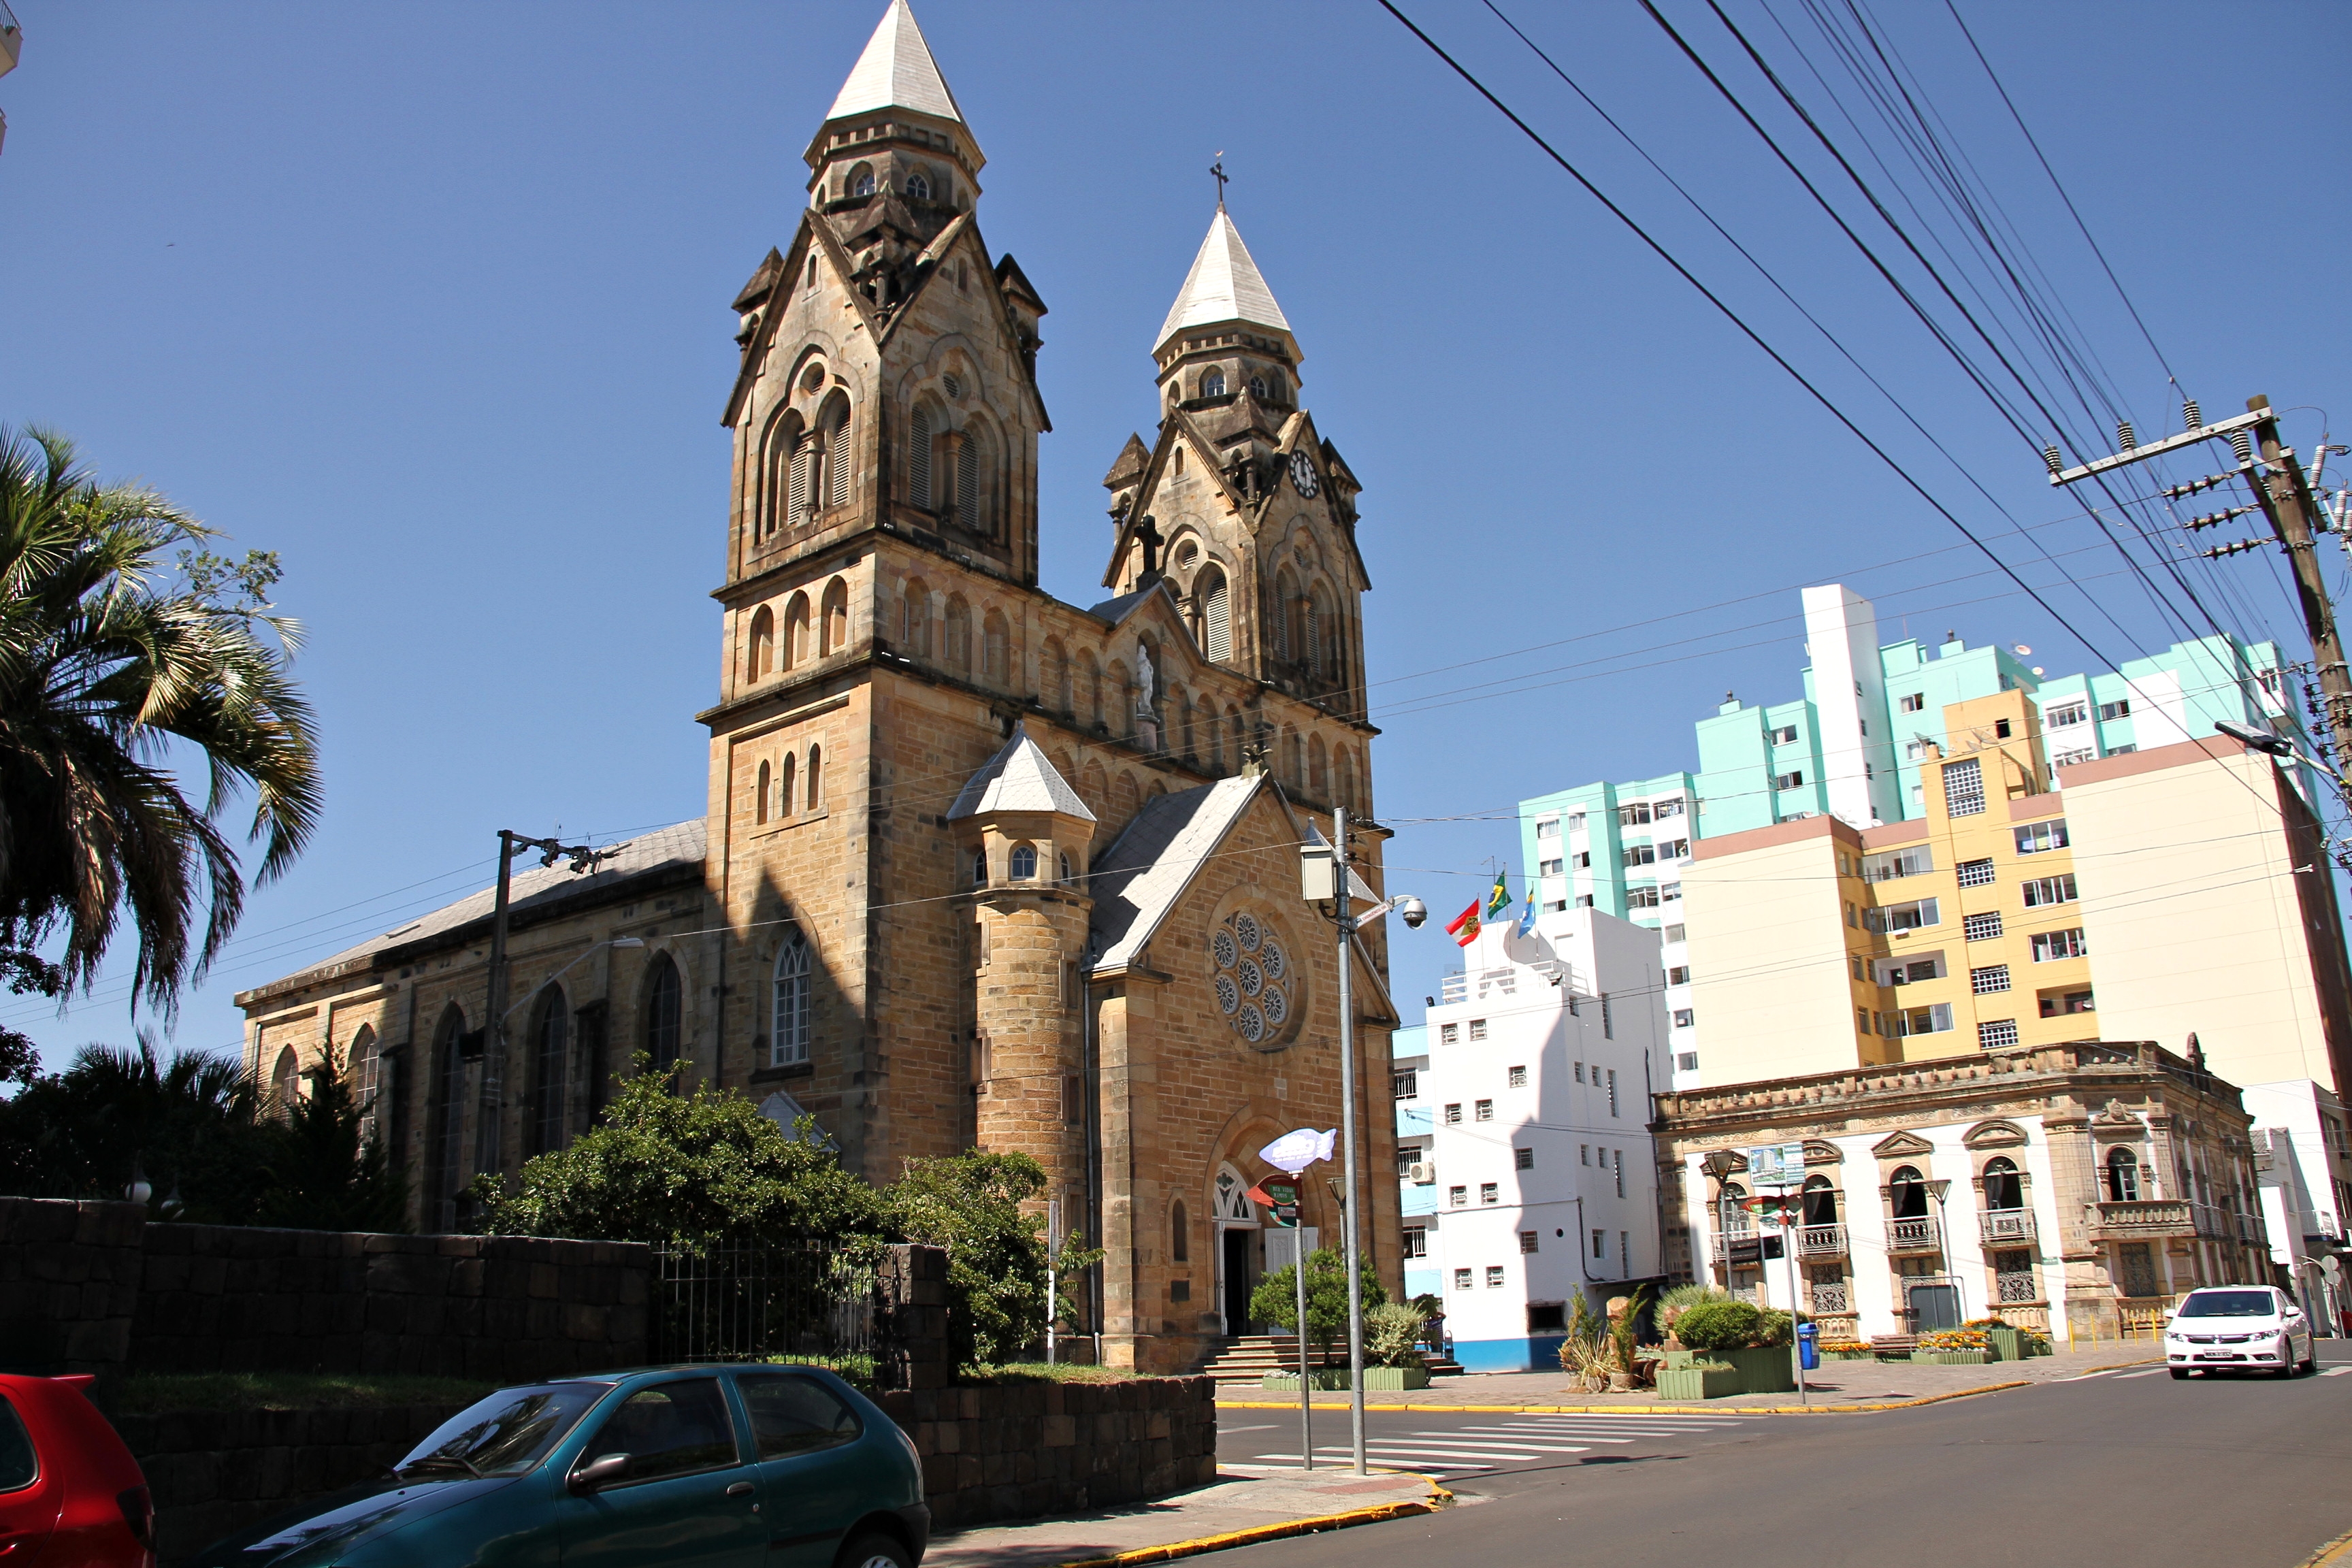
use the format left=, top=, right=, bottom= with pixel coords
left=1154, top=209, right=1292, bottom=359
left=826, top=0, right=966, bottom=129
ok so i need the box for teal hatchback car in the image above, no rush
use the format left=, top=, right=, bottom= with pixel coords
left=190, top=1365, right=928, bottom=1568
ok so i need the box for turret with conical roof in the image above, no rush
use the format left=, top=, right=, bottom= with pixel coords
left=803, top=0, right=983, bottom=221
left=1152, top=208, right=1300, bottom=424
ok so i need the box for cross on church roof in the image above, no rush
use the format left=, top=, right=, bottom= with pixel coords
left=1211, top=154, right=1228, bottom=212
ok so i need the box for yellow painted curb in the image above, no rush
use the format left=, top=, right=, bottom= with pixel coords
left=1222, top=1378, right=2046, bottom=1417
left=2300, top=1524, right=2352, bottom=1567
left=1048, top=1477, right=1452, bottom=1568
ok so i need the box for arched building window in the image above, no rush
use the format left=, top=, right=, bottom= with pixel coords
left=805, top=745, right=823, bottom=812
left=784, top=592, right=812, bottom=670
left=755, top=761, right=771, bottom=826
left=1273, top=568, right=1298, bottom=663
left=772, top=933, right=812, bottom=1067
left=982, top=610, right=1009, bottom=683
left=1308, top=735, right=1328, bottom=800
left=1201, top=369, right=1226, bottom=398
left=1010, top=843, right=1038, bottom=879
left=945, top=596, right=972, bottom=672
left=1307, top=585, right=1333, bottom=677
left=643, top=954, right=683, bottom=1081
left=1045, top=639, right=1072, bottom=713
left=433, top=1007, right=469, bottom=1220
left=971, top=849, right=989, bottom=887
left=270, top=1046, right=299, bottom=1119
left=910, top=404, right=936, bottom=509
left=1889, top=1165, right=1928, bottom=1219
left=1800, top=1174, right=1838, bottom=1227
left=2105, top=1147, right=2140, bottom=1202
left=1983, top=1157, right=2024, bottom=1211
left=1196, top=566, right=1231, bottom=663
left=352, top=1024, right=380, bottom=1147
left=820, top=577, right=849, bottom=656
left=900, top=578, right=931, bottom=657
left=850, top=163, right=875, bottom=197
left=747, top=606, right=774, bottom=681
left=527, top=986, right=570, bottom=1157
left=906, top=171, right=932, bottom=201
left=825, top=402, right=853, bottom=510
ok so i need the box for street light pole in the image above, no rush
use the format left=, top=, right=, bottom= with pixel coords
left=1333, top=805, right=1367, bottom=1476
left=478, top=829, right=612, bottom=1188
left=1923, top=1178, right=1959, bottom=1326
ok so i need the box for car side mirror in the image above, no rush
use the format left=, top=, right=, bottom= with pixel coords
left=570, top=1453, right=632, bottom=1494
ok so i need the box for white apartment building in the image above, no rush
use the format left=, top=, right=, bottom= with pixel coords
left=2242, top=1080, right=2352, bottom=1328
left=1407, top=910, right=1668, bottom=1371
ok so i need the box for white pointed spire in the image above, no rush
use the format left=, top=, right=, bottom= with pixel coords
left=1155, top=210, right=1292, bottom=354
left=947, top=725, right=1094, bottom=821
left=827, top=0, right=965, bottom=126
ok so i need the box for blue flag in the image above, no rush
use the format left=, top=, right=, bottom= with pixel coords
left=1516, top=893, right=1539, bottom=937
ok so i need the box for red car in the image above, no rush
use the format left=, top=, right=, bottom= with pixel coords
left=0, top=1374, right=154, bottom=1567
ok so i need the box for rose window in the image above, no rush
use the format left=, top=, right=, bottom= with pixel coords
left=1211, top=911, right=1294, bottom=1047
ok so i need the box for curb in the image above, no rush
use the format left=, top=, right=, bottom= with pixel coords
left=1218, top=1368, right=2169, bottom=1417
left=2302, top=1524, right=2352, bottom=1567
left=1048, top=1477, right=1453, bottom=1568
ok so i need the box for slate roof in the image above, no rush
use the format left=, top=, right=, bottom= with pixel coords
left=1085, top=578, right=1177, bottom=625
left=1156, top=210, right=1292, bottom=352
left=826, top=0, right=967, bottom=127
left=1086, top=774, right=1262, bottom=970
left=283, top=819, right=708, bottom=982
left=947, top=727, right=1093, bottom=821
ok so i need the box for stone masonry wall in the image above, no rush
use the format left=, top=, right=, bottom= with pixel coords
left=0, top=1199, right=146, bottom=1382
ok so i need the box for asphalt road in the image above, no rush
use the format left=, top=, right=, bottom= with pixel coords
left=1216, top=1343, right=2352, bottom=1567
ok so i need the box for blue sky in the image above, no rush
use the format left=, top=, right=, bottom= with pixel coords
left=3, top=0, right=2345, bottom=1064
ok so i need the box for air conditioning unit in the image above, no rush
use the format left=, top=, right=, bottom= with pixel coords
left=1407, top=1163, right=1435, bottom=1185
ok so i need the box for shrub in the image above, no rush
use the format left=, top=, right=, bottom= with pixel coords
left=1671, top=1300, right=1761, bottom=1352
left=1248, top=1248, right=1388, bottom=1356
left=1752, top=1308, right=1795, bottom=1348
left=1365, top=1301, right=1428, bottom=1369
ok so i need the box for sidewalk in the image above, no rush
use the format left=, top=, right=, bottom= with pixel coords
left=1218, top=1341, right=2163, bottom=1414
left=924, top=1469, right=1446, bottom=1568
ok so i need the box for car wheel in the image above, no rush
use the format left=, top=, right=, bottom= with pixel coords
left=2169, top=1369, right=2189, bottom=1380
left=838, top=1532, right=914, bottom=1568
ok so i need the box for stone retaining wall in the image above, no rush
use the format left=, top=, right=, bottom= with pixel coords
left=115, top=1401, right=471, bottom=1565
left=882, top=1376, right=1219, bottom=1531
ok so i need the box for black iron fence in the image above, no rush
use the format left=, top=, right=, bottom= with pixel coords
left=650, top=1237, right=899, bottom=1388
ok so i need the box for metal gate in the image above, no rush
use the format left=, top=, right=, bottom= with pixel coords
left=650, top=1237, right=897, bottom=1388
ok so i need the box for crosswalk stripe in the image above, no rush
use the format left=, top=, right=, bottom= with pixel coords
left=1252, top=1454, right=1493, bottom=1471
left=1356, top=1446, right=1546, bottom=1460
left=2112, top=1369, right=2166, bottom=1379
left=1388, top=1439, right=1593, bottom=1453
left=1448, top=1431, right=1634, bottom=1443
left=2319, top=1366, right=2351, bottom=1376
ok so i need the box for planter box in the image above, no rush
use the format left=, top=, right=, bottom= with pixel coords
left=1718, top=1345, right=1796, bottom=1394
left=1261, top=1369, right=1351, bottom=1390
left=1654, top=1364, right=1741, bottom=1401
left=1820, top=1349, right=1875, bottom=1361
left=1985, top=1328, right=2022, bottom=1362
left=1909, top=1349, right=1991, bottom=1365
left=1362, top=1365, right=1431, bottom=1391
left=1662, top=1349, right=1699, bottom=1369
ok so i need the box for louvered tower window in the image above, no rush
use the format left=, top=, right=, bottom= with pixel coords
left=828, top=412, right=851, bottom=508
left=1200, top=570, right=1231, bottom=662
left=956, top=436, right=979, bottom=532
left=909, top=407, right=932, bottom=508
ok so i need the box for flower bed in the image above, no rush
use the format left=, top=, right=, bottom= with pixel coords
left=1655, top=1362, right=1740, bottom=1401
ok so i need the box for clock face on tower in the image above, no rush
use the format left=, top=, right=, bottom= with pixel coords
left=1288, top=449, right=1319, bottom=499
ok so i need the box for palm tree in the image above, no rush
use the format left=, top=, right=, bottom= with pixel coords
left=0, top=425, right=321, bottom=1014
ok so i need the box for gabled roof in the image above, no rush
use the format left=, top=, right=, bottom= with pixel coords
left=1102, top=434, right=1151, bottom=490
left=1085, top=576, right=1181, bottom=626
left=1156, top=210, right=1292, bottom=354
left=947, top=725, right=1094, bottom=821
left=826, top=0, right=967, bottom=128
left=1088, top=775, right=1262, bottom=970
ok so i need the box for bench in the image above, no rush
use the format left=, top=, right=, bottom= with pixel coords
left=1869, top=1335, right=1918, bottom=1358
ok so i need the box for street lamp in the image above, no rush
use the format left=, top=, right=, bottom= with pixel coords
left=1922, top=1177, right=1960, bottom=1325
left=1701, top=1150, right=1742, bottom=1292
left=2216, top=720, right=2350, bottom=791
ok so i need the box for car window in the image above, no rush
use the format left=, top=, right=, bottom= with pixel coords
left=738, top=1375, right=862, bottom=1460
left=2176, top=1290, right=2277, bottom=1318
left=399, top=1383, right=611, bottom=1477
left=584, top=1379, right=739, bottom=1482
left=0, top=1396, right=35, bottom=1493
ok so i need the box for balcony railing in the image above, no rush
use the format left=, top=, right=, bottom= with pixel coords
left=1797, top=1224, right=1848, bottom=1258
left=2090, top=1199, right=2195, bottom=1239
left=1980, top=1208, right=2037, bottom=1245
left=1706, top=1227, right=1755, bottom=1262
left=1886, top=1216, right=1944, bottom=1254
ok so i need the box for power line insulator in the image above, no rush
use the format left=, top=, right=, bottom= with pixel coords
left=2183, top=398, right=2202, bottom=431
left=2200, top=536, right=2271, bottom=560
left=2042, top=444, right=2063, bottom=477
left=2232, top=429, right=2255, bottom=463
left=2117, top=420, right=2137, bottom=451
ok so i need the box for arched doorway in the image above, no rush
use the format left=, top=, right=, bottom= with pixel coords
left=1213, top=1165, right=1260, bottom=1337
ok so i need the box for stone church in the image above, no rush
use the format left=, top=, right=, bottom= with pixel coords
left=236, top=0, right=1401, bottom=1372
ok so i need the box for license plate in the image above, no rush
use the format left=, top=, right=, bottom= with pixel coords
left=2194, top=1352, right=2234, bottom=1360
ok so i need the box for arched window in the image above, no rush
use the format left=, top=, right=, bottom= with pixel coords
left=352, top=1024, right=380, bottom=1148
left=1983, top=1156, right=2023, bottom=1211
left=755, top=760, right=771, bottom=826
left=953, top=425, right=987, bottom=536
left=761, top=412, right=803, bottom=539
left=826, top=404, right=853, bottom=509
left=982, top=609, right=1009, bottom=682
left=1889, top=1165, right=1928, bottom=1219
left=820, top=576, right=849, bottom=656
left=786, top=426, right=819, bottom=525
left=971, top=848, right=989, bottom=887
left=1307, top=585, right=1335, bottom=677
left=1178, top=689, right=1196, bottom=760
left=1058, top=851, right=1073, bottom=882
left=1215, top=1166, right=1256, bottom=1222
left=1283, top=727, right=1302, bottom=787
left=527, top=986, right=569, bottom=1157
left=1196, top=566, right=1231, bottom=663
left=771, top=932, right=812, bottom=1067
left=805, top=745, right=823, bottom=812
left=433, top=1007, right=469, bottom=1218
left=1172, top=1198, right=1191, bottom=1263
left=1045, top=639, right=1072, bottom=713
left=2105, top=1147, right=2140, bottom=1202
left=1009, top=843, right=1038, bottom=879
left=784, top=592, right=813, bottom=670
left=1085, top=655, right=1104, bottom=728
left=1273, top=568, right=1298, bottom=662
left=1308, top=734, right=1328, bottom=800
left=1209, top=704, right=1226, bottom=772
left=270, top=1046, right=299, bottom=1118
left=644, top=953, right=683, bottom=1081
left=777, top=753, right=797, bottom=820
left=1801, top=1173, right=1838, bottom=1227
left=945, top=596, right=972, bottom=671
left=1247, top=376, right=1267, bottom=400
left=747, top=606, right=774, bottom=682
left=1079, top=760, right=1107, bottom=819
left=900, top=578, right=931, bottom=658
left=909, top=404, right=935, bottom=509
left=1335, top=747, right=1356, bottom=811
left=906, top=171, right=932, bottom=201
left=1201, top=368, right=1226, bottom=398
left=850, top=163, right=875, bottom=197
left=1111, top=771, right=1141, bottom=825
left=1227, top=707, right=1243, bottom=768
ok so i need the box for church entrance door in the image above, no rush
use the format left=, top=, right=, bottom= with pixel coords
left=1212, top=1166, right=1260, bottom=1337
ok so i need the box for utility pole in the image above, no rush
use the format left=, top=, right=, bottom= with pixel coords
left=476, top=830, right=608, bottom=1189
left=2048, top=396, right=2352, bottom=777
left=1333, top=805, right=1367, bottom=1476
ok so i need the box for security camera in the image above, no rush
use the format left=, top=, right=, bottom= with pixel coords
left=1396, top=895, right=1428, bottom=930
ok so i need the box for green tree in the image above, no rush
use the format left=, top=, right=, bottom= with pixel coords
left=0, top=1036, right=273, bottom=1220
left=470, top=1058, right=879, bottom=1245
left=883, top=1149, right=1100, bottom=1369
left=1247, top=1246, right=1388, bottom=1358
left=0, top=426, right=320, bottom=1017
left=253, top=1046, right=409, bottom=1232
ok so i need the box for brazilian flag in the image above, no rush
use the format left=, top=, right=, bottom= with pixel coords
left=1486, top=872, right=1511, bottom=923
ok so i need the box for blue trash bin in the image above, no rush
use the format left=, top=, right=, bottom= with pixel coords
left=1796, top=1320, right=1819, bottom=1371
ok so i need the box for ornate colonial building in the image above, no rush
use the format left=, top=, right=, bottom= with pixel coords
left=234, top=1, right=1399, bottom=1373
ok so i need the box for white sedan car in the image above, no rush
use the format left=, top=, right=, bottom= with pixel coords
left=2164, top=1286, right=2317, bottom=1379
